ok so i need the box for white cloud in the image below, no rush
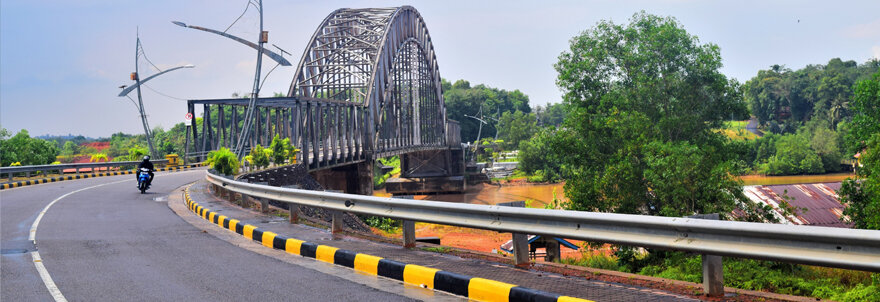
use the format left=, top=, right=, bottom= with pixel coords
left=873, top=45, right=880, bottom=60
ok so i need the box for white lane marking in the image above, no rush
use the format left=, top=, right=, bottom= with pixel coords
left=28, top=169, right=202, bottom=301
left=31, top=251, right=68, bottom=302
left=29, top=180, right=129, bottom=241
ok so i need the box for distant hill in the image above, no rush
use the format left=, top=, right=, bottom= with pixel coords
left=36, top=134, right=99, bottom=141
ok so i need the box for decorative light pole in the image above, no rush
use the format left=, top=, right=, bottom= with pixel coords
left=118, top=33, right=194, bottom=158
left=173, top=0, right=291, bottom=159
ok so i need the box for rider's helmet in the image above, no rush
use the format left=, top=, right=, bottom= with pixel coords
left=143, top=155, right=150, bottom=161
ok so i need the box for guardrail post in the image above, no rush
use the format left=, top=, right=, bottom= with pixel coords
left=512, top=233, right=529, bottom=267
left=282, top=185, right=301, bottom=223
left=499, top=201, right=530, bottom=267
left=688, top=213, right=724, bottom=297
left=259, top=198, right=269, bottom=214
left=394, top=196, right=416, bottom=248
left=327, top=190, right=344, bottom=235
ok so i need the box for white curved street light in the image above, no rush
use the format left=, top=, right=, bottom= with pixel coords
left=117, top=34, right=195, bottom=158
left=173, top=0, right=290, bottom=159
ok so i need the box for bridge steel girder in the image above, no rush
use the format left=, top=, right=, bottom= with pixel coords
left=288, top=6, right=448, bottom=160
left=187, top=6, right=454, bottom=172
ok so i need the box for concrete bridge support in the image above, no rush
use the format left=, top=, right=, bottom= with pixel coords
left=310, top=162, right=374, bottom=196
left=385, top=148, right=466, bottom=195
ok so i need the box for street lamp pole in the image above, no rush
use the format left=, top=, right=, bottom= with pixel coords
left=118, top=33, right=194, bottom=159
left=173, top=0, right=291, bottom=159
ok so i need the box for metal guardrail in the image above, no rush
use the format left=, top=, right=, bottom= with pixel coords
left=1, top=160, right=169, bottom=181
left=205, top=170, right=880, bottom=273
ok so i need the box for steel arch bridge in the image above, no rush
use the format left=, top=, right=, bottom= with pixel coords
left=187, top=6, right=461, bottom=173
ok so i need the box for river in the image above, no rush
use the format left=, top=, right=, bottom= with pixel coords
left=374, top=173, right=855, bottom=207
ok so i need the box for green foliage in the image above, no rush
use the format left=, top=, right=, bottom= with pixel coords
left=269, top=134, right=297, bottom=166
left=839, top=71, right=880, bottom=230
left=518, top=128, right=567, bottom=182
left=534, top=102, right=568, bottom=127
left=744, top=59, right=879, bottom=133
left=373, top=156, right=401, bottom=188
left=359, top=215, right=400, bottom=232
left=441, top=78, right=532, bottom=143
left=558, top=253, right=622, bottom=271
left=60, top=141, right=79, bottom=156
left=128, top=147, right=149, bottom=161
left=496, top=111, right=537, bottom=149
left=845, top=71, right=880, bottom=154
left=553, top=12, right=752, bottom=218
left=634, top=252, right=877, bottom=301
left=564, top=250, right=878, bottom=300
left=249, top=145, right=270, bottom=169
left=208, top=148, right=240, bottom=176
left=840, top=133, right=880, bottom=230
left=0, top=129, right=59, bottom=166
left=758, top=134, right=824, bottom=175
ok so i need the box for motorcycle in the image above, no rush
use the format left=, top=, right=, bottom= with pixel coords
left=137, top=168, right=151, bottom=194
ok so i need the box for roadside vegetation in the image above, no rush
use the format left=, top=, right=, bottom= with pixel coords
left=559, top=250, right=879, bottom=301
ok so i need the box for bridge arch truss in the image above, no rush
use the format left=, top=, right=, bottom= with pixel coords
left=187, top=6, right=457, bottom=170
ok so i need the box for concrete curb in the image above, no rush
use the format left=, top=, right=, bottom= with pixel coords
left=0, top=163, right=204, bottom=190
left=184, top=186, right=592, bottom=302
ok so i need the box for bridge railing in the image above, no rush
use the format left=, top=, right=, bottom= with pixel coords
left=1, top=160, right=169, bottom=182
left=204, top=169, right=879, bottom=295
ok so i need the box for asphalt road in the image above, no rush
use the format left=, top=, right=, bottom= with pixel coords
left=1, top=169, right=434, bottom=301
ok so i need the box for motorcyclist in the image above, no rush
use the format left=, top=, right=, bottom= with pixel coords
left=137, top=155, right=154, bottom=188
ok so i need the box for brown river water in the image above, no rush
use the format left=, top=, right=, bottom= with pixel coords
left=374, top=173, right=854, bottom=207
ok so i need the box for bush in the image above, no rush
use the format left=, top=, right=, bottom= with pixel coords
left=209, top=148, right=239, bottom=176
left=269, top=135, right=297, bottom=166
left=249, top=145, right=270, bottom=169
left=128, top=147, right=148, bottom=161
left=90, top=153, right=108, bottom=162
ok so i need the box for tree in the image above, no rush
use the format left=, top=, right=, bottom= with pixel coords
left=758, top=134, right=823, bottom=175
left=553, top=12, right=759, bottom=219
left=0, top=129, right=59, bottom=166
left=518, top=127, right=570, bottom=182
left=845, top=71, right=880, bottom=154
left=496, top=111, right=537, bottom=149
left=840, top=71, right=880, bottom=229
left=442, top=78, right=532, bottom=143
left=60, top=141, right=79, bottom=156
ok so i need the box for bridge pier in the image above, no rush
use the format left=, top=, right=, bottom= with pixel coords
left=386, top=149, right=466, bottom=195
left=310, top=161, right=373, bottom=196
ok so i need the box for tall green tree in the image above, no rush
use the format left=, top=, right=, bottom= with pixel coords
left=840, top=71, right=880, bottom=229
left=496, top=111, right=537, bottom=149
left=553, top=12, right=762, bottom=219
left=442, top=78, right=532, bottom=143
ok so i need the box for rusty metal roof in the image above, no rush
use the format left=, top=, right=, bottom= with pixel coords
left=742, top=183, right=851, bottom=228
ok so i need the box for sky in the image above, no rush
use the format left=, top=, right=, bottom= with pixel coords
left=2, top=0, right=879, bottom=138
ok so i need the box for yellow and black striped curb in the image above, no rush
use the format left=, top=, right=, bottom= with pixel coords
left=184, top=187, right=591, bottom=302
left=0, top=163, right=205, bottom=190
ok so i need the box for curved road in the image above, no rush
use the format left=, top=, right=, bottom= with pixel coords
left=1, top=170, right=443, bottom=301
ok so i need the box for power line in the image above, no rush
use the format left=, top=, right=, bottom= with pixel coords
left=142, top=83, right=188, bottom=101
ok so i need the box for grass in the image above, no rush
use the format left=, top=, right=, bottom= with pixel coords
left=716, top=120, right=759, bottom=140
left=559, top=250, right=879, bottom=301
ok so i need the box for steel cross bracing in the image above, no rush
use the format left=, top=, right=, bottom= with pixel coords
left=187, top=6, right=453, bottom=171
